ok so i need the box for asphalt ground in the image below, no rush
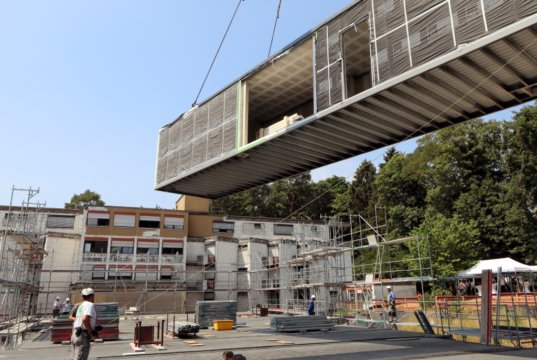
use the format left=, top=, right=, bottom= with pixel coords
left=9, top=315, right=537, bottom=360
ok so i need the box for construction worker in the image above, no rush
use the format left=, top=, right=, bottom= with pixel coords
left=386, top=286, right=396, bottom=323
left=71, top=288, right=98, bottom=360
left=62, top=297, right=73, bottom=315
left=52, top=297, right=62, bottom=318
left=307, top=294, right=316, bottom=315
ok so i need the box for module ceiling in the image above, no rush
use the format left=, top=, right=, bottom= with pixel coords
left=159, top=23, right=537, bottom=199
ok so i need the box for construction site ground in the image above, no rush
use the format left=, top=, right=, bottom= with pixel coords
left=13, top=315, right=537, bottom=360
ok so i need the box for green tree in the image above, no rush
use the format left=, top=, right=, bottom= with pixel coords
left=310, top=176, right=349, bottom=219
left=412, top=214, right=480, bottom=277
left=65, top=189, right=105, bottom=209
left=349, top=160, right=376, bottom=220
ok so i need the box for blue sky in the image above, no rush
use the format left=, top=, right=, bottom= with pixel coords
left=0, top=1, right=533, bottom=209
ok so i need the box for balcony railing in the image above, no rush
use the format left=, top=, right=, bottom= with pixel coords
left=161, top=254, right=183, bottom=264
left=109, top=254, right=133, bottom=263
left=82, top=253, right=107, bottom=262
left=136, top=254, right=160, bottom=263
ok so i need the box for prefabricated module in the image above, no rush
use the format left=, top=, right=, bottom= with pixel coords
left=156, top=0, right=537, bottom=198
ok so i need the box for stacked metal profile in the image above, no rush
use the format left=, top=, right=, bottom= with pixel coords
left=270, top=315, right=335, bottom=333
left=167, top=321, right=200, bottom=337
left=50, top=302, right=120, bottom=343
left=195, top=300, right=237, bottom=328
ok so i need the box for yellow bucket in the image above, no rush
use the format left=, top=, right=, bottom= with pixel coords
left=213, top=320, right=234, bottom=331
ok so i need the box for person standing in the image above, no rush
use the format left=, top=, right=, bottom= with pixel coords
left=52, top=297, right=62, bottom=318
left=71, top=288, right=97, bottom=360
left=62, top=298, right=73, bottom=315
left=386, top=286, right=396, bottom=323
left=307, top=294, right=316, bottom=315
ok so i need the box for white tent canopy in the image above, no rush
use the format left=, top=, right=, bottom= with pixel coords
left=458, top=258, right=534, bottom=277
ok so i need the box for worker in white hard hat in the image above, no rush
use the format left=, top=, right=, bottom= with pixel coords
left=72, top=288, right=98, bottom=360
left=62, top=297, right=73, bottom=315
left=386, top=286, right=396, bottom=323
left=52, top=296, right=62, bottom=318
left=307, top=294, right=316, bottom=315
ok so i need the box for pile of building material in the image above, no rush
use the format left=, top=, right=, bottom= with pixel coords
left=167, top=321, right=200, bottom=337
left=51, top=302, right=120, bottom=343
left=270, top=315, right=335, bottom=333
left=94, top=302, right=120, bottom=340
left=195, top=300, right=237, bottom=329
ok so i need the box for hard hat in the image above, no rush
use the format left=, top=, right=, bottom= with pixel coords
left=56, top=296, right=60, bottom=299
left=65, top=298, right=70, bottom=302
left=311, top=294, right=316, bottom=299
left=386, top=286, right=392, bottom=290
left=81, top=288, right=94, bottom=296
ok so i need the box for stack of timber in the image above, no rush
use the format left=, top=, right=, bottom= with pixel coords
left=270, top=315, right=335, bottom=333
left=167, top=321, right=200, bottom=337
left=195, top=300, right=237, bottom=329
left=51, top=302, right=120, bottom=343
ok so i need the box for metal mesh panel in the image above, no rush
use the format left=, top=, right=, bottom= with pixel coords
left=406, top=0, right=445, bottom=19
left=484, top=0, right=519, bottom=32
left=168, top=121, right=182, bottom=154
left=328, top=18, right=342, bottom=64
left=207, top=128, right=223, bottom=160
left=157, top=157, right=167, bottom=184
left=158, top=128, right=169, bottom=158
left=179, top=144, right=192, bottom=173
left=315, top=26, right=328, bottom=71
left=194, top=105, right=208, bottom=138
left=329, top=62, right=343, bottom=105
left=208, top=96, right=224, bottom=128
left=192, top=137, right=207, bottom=166
left=316, top=68, right=330, bottom=111
left=452, top=0, right=486, bottom=45
left=375, top=36, right=390, bottom=83
left=388, top=26, right=411, bottom=77
left=223, top=121, right=236, bottom=153
left=519, top=0, right=537, bottom=18
left=373, top=0, right=405, bottom=37
left=182, top=115, right=194, bottom=143
left=409, top=3, right=454, bottom=67
left=342, top=0, right=369, bottom=25
left=166, top=151, right=180, bottom=180
left=224, top=86, right=237, bottom=121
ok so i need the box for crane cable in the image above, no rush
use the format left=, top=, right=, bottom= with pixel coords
left=268, top=0, right=283, bottom=58
left=192, top=0, right=245, bottom=107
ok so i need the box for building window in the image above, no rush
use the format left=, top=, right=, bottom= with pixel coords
left=113, top=214, right=135, bottom=227
left=164, top=216, right=184, bottom=229
left=87, top=212, right=110, bottom=227
left=84, top=240, right=107, bottom=253
left=139, top=215, right=160, bottom=228
left=110, top=246, right=133, bottom=254
left=162, top=247, right=183, bottom=255
left=274, top=224, right=293, bottom=235
left=46, top=215, right=75, bottom=228
left=213, top=221, right=234, bottom=233
left=137, top=247, right=159, bottom=255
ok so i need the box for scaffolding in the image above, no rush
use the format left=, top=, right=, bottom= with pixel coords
left=246, top=219, right=353, bottom=316
left=0, top=186, right=46, bottom=349
left=348, top=209, right=434, bottom=327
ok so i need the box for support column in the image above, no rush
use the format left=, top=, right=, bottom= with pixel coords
left=480, top=269, right=493, bottom=345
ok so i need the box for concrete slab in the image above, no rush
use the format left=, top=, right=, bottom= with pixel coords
left=12, top=315, right=537, bottom=360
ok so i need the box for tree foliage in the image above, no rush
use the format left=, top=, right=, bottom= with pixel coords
left=65, top=189, right=105, bottom=209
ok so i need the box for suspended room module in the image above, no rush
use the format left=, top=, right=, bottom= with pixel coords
left=156, top=0, right=537, bottom=198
